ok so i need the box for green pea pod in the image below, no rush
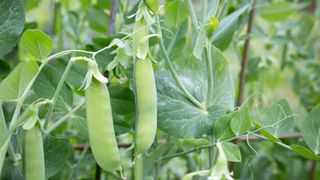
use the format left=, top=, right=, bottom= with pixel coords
left=133, top=19, right=149, bottom=60
left=134, top=58, right=157, bottom=155
left=24, top=123, right=45, bottom=180
left=85, top=78, right=121, bottom=172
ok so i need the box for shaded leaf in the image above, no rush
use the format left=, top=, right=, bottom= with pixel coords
left=290, top=144, right=320, bottom=160
left=0, top=0, right=25, bottom=57
left=258, top=99, right=295, bottom=138
left=44, top=135, right=71, bottom=178
left=0, top=62, right=38, bottom=101
left=300, top=104, right=320, bottom=154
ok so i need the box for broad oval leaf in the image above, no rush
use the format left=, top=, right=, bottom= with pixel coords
left=230, top=107, right=251, bottom=136
left=221, top=142, right=241, bottom=162
left=0, top=62, right=38, bottom=101
left=157, top=46, right=234, bottom=138
left=257, top=99, right=295, bottom=138
left=0, top=0, right=25, bottom=57
left=44, top=135, right=71, bottom=179
left=300, top=104, right=320, bottom=155
left=21, top=29, right=54, bottom=61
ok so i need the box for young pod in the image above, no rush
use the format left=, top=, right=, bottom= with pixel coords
left=85, top=78, right=121, bottom=172
left=134, top=58, right=157, bottom=155
left=24, top=123, right=45, bottom=180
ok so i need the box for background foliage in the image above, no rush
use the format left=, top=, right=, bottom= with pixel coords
left=0, top=0, right=319, bottom=179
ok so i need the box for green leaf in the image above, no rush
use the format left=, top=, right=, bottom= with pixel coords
left=230, top=107, right=251, bottom=136
left=290, top=144, right=320, bottom=160
left=258, top=2, right=299, bottom=22
left=0, top=62, right=38, bottom=101
left=0, top=0, right=25, bottom=57
left=21, top=29, right=54, bottom=61
left=109, top=86, right=135, bottom=115
left=258, top=99, right=295, bottom=138
left=178, top=138, right=210, bottom=150
left=44, top=135, right=71, bottom=179
left=253, top=122, right=281, bottom=143
left=164, top=0, right=188, bottom=28
left=144, top=0, right=160, bottom=14
left=221, top=142, right=241, bottom=162
left=300, top=104, right=320, bottom=155
left=213, top=5, right=249, bottom=50
left=214, top=113, right=235, bottom=141
left=157, top=46, right=234, bottom=138
left=86, top=7, right=108, bottom=33
left=33, top=64, right=73, bottom=111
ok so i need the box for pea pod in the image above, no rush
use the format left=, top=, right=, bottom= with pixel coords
left=24, top=123, right=45, bottom=180
left=85, top=78, right=121, bottom=172
left=134, top=58, right=157, bottom=155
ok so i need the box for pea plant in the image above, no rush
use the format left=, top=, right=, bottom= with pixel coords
left=0, top=0, right=319, bottom=179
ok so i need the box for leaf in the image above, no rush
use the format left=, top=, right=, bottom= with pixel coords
left=258, top=2, right=300, bottom=22
left=214, top=113, right=235, bottom=141
left=33, top=64, right=73, bottom=111
left=44, top=135, right=71, bottom=179
left=86, top=7, right=108, bottom=33
left=164, top=0, right=188, bottom=28
left=0, top=62, right=38, bottom=101
left=258, top=99, right=295, bottom=138
left=178, top=138, right=210, bottom=150
left=21, top=29, right=54, bottom=61
left=157, top=46, right=234, bottom=138
left=253, top=122, right=281, bottom=143
left=230, top=107, right=251, bottom=136
left=109, top=86, right=135, bottom=115
left=300, top=104, right=320, bottom=155
left=144, top=0, right=160, bottom=14
left=290, top=144, right=320, bottom=160
left=221, top=142, right=241, bottom=162
left=0, top=0, right=25, bottom=57
left=0, top=60, right=11, bottom=79
left=213, top=5, right=249, bottom=50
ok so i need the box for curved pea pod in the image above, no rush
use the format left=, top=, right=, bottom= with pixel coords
left=24, top=123, right=45, bottom=180
left=85, top=78, right=121, bottom=172
left=134, top=58, right=157, bottom=155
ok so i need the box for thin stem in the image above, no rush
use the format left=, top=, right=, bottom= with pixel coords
left=185, top=0, right=200, bottom=31
left=4, top=49, right=93, bottom=161
left=44, top=60, right=74, bottom=129
left=236, top=0, right=257, bottom=107
left=205, top=43, right=213, bottom=107
left=46, top=99, right=85, bottom=134
left=108, top=0, right=118, bottom=36
left=217, top=0, right=229, bottom=20
left=167, top=25, right=181, bottom=55
left=156, top=16, right=204, bottom=110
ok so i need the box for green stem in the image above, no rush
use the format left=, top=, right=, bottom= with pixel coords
left=4, top=49, right=92, bottom=163
left=205, top=43, right=213, bottom=107
left=184, top=0, right=200, bottom=31
left=46, top=99, right=85, bottom=134
left=167, top=25, right=181, bottom=55
left=44, top=60, right=74, bottom=129
left=156, top=16, right=204, bottom=110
